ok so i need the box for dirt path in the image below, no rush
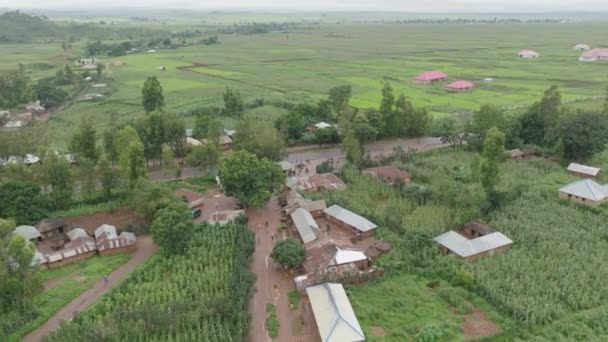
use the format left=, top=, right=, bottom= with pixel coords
left=22, top=236, right=159, bottom=342
left=246, top=198, right=317, bottom=342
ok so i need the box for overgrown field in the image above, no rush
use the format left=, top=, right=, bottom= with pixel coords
left=3, top=20, right=608, bottom=149
left=317, top=149, right=608, bottom=340
left=44, top=221, right=255, bottom=341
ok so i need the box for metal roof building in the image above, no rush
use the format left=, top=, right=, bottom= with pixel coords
left=324, top=205, right=377, bottom=233
left=330, top=248, right=368, bottom=266
left=559, top=179, right=608, bottom=202
left=14, top=225, right=41, bottom=241
left=567, top=162, right=601, bottom=178
left=67, top=228, right=89, bottom=241
left=290, top=208, right=319, bottom=244
left=306, top=282, right=365, bottom=342
left=434, top=231, right=513, bottom=259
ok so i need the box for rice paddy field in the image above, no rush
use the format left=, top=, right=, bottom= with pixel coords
left=2, top=18, right=608, bottom=149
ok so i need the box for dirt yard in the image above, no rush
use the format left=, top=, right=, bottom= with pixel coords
left=461, top=309, right=503, bottom=340
left=61, top=208, right=142, bottom=235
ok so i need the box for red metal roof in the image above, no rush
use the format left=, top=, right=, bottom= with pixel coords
left=414, top=70, right=448, bottom=82
left=446, top=80, right=474, bottom=90
left=581, top=48, right=608, bottom=59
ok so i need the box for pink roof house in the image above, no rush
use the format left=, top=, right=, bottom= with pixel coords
left=414, top=70, right=448, bottom=84
left=446, top=80, right=474, bottom=92
left=579, top=48, right=608, bottom=62
left=518, top=50, right=540, bottom=59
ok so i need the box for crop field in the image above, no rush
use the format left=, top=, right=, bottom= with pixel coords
left=2, top=19, right=607, bottom=149
left=313, top=149, right=608, bottom=340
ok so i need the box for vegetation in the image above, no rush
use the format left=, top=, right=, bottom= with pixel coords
left=150, top=201, right=194, bottom=254
left=270, top=239, right=307, bottom=270
left=141, top=76, right=165, bottom=113
left=218, top=150, right=285, bottom=207
left=45, top=221, right=255, bottom=341
left=265, top=304, right=279, bottom=338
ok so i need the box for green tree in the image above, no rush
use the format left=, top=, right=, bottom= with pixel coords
left=223, top=88, right=244, bottom=117
left=96, top=63, right=104, bottom=76
left=328, top=85, right=352, bottom=114
left=314, top=126, right=341, bottom=146
left=0, top=67, right=35, bottom=108
left=186, top=144, right=219, bottom=175
left=79, top=159, right=96, bottom=201
left=233, top=118, right=285, bottom=161
left=352, top=114, right=378, bottom=144
left=480, top=127, right=506, bottom=194
left=142, top=76, right=165, bottom=113
left=218, top=151, right=284, bottom=207
left=161, top=144, right=179, bottom=178
left=151, top=201, right=193, bottom=254
left=117, top=126, right=146, bottom=188
left=379, top=82, right=395, bottom=117
left=270, top=239, right=307, bottom=270
left=559, top=111, right=608, bottom=161
left=42, top=151, right=73, bottom=209
left=342, top=129, right=362, bottom=166
left=604, top=87, right=608, bottom=115
left=103, top=112, right=120, bottom=165
left=470, top=104, right=507, bottom=149
left=33, top=80, right=67, bottom=108
left=519, top=85, right=562, bottom=146
left=0, top=182, right=48, bottom=225
left=70, top=117, right=98, bottom=162
left=130, top=179, right=173, bottom=220
left=98, top=155, right=115, bottom=199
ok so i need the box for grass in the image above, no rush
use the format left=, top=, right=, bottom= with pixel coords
left=4, top=20, right=607, bottom=150
left=265, top=303, right=280, bottom=339
left=7, top=253, right=131, bottom=342
left=287, top=290, right=300, bottom=310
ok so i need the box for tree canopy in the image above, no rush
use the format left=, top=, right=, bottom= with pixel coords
left=151, top=201, right=194, bottom=254
left=233, top=118, right=285, bottom=161
left=142, top=76, right=165, bottom=113
left=270, top=238, right=307, bottom=269
left=218, top=150, right=284, bottom=207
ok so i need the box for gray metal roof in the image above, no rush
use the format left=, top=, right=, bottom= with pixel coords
left=559, top=179, right=608, bottom=201
left=323, top=205, right=377, bottom=232
left=567, top=163, right=601, bottom=177
left=279, top=161, right=294, bottom=171
left=95, top=224, right=117, bottom=239
left=306, top=282, right=365, bottom=342
left=290, top=208, right=319, bottom=244
left=434, top=231, right=513, bottom=258
left=67, top=228, right=88, bottom=241
left=14, top=225, right=41, bottom=241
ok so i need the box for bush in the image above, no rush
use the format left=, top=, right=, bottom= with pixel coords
left=316, top=161, right=334, bottom=174
left=415, top=324, right=446, bottom=342
left=451, top=269, right=475, bottom=289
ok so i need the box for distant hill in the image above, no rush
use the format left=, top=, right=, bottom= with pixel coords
left=0, top=11, right=166, bottom=44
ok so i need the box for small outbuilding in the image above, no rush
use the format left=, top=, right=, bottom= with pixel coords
left=306, top=282, right=365, bottom=342
left=202, top=135, right=232, bottom=151
left=567, top=162, right=601, bottom=179
left=434, top=221, right=513, bottom=261
left=363, top=166, right=411, bottom=184
left=574, top=43, right=591, bottom=51
left=518, top=50, right=540, bottom=59
left=323, top=205, right=377, bottom=239
left=446, top=80, right=474, bottom=92
left=290, top=208, right=320, bottom=244
left=559, top=179, right=608, bottom=206
left=414, top=70, right=448, bottom=84
left=299, top=173, right=347, bottom=192
left=94, top=224, right=136, bottom=256
left=67, top=228, right=89, bottom=241
left=36, top=219, right=67, bottom=240
left=14, top=225, right=42, bottom=242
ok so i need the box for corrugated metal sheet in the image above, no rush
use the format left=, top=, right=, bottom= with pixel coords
left=559, top=179, right=608, bottom=201
left=330, top=249, right=367, bottom=266
left=67, top=228, right=88, bottom=241
left=567, top=163, right=601, bottom=177
left=291, top=208, right=319, bottom=244
left=434, top=231, right=513, bottom=258
left=14, top=225, right=41, bottom=241
left=306, top=283, right=365, bottom=342
left=323, top=205, right=377, bottom=233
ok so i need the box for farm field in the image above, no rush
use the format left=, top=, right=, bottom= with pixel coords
left=2, top=19, right=608, bottom=149
left=6, top=253, right=130, bottom=342
left=313, top=148, right=608, bottom=340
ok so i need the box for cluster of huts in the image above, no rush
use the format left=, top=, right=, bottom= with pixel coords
left=185, top=128, right=234, bottom=151
left=0, top=151, right=78, bottom=167
left=1, top=101, right=45, bottom=129
left=558, top=162, right=607, bottom=206
left=13, top=219, right=136, bottom=269
left=414, top=70, right=475, bottom=92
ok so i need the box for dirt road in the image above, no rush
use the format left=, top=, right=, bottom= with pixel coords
left=22, top=236, right=159, bottom=342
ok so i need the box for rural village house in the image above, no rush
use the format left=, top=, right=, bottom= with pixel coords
left=291, top=207, right=320, bottom=244
left=434, top=221, right=513, bottom=261
left=306, top=282, right=366, bottom=342
left=558, top=179, right=608, bottom=206
left=202, top=135, right=233, bottom=151
left=36, top=218, right=67, bottom=240
left=567, top=162, right=601, bottom=179
left=519, top=49, right=540, bottom=58
left=296, top=173, right=347, bottom=192
left=579, top=48, right=608, bottom=62
left=95, top=224, right=137, bottom=256
left=446, top=80, right=474, bottom=92
left=573, top=43, right=591, bottom=51
left=14, top=225, right=42, bottom=242
left=414, top=70, right=448, bottom=84
left=323, top=205, right=377, bottom=239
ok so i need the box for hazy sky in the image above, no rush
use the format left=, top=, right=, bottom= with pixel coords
left=1, top=0, right=608, bottom=12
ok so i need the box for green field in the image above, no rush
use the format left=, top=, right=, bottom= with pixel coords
left=2, top=19, right=608, bottom=149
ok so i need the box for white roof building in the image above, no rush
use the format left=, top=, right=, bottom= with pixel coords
left=95, top=224, right=117, bottom=240
left=574, top=43, right=591, bottom=51
left=3, top=120, right=25, bottom=128
left=306, top=283, right=365, bottom=342
left=330, top=248, right=368, bottom=266
left=67, top=228, right=89, bottom=241
left=279, top=161, right=294, bottom=172
left=14, top=225, right=41, bottom=241
left=323, top=205, right=377, bottom=233
left=567, top=162, right=601, bottom=177
left=24, top=154, right=40, bottom=165
left=314, top=122, right=333, bottom=130
left=434, top=231, right=513, bottom=258
left=290, top=208, right=319, bottom=244
left=559, top=179, right=608, bottom=201
left=186, top=137, right=202, bottom=146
